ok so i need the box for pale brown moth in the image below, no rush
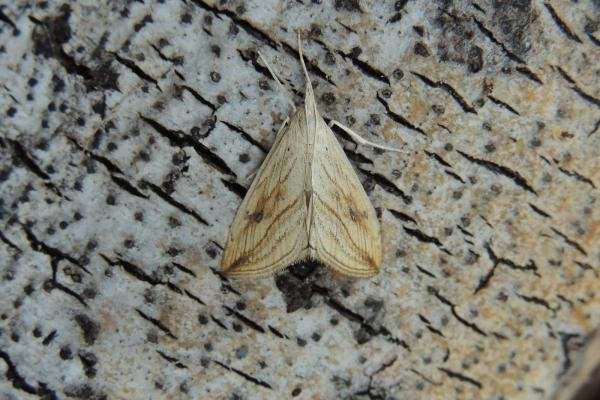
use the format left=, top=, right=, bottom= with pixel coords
left=220, top=34, right=400, bottom=278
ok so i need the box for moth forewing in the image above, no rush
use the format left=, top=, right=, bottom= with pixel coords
left=310, top=114, right=382, bottom=277
left=219, top=109, right=310, bottom=278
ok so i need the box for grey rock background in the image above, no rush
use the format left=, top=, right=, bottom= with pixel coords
left=1, top=0, right=599, bottom=399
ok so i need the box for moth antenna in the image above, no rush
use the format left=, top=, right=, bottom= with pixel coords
left=257, top=50, right=297, bottom=113
left=329, top=119, right=406, bottom=153
left=297, top=32, right=312, bottom=88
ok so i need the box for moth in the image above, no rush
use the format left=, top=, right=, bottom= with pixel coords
left=221, top=35, right=400, bottom=278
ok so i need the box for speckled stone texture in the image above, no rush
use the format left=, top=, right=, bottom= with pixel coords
left=0, top=1, right=599, bottom=399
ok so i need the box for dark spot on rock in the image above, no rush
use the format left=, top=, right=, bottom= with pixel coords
left=413, top=25, right=425, bottom=36
left=561, top=131, right=574, bottom=139
left=124, top=239, right=135, bottom=249
left=13, top=298, right=23, bottom=309
left=414, top=41, right=430, bottom=57
left=205, top=246, right=218, bottom=259
left=146, top=330, right=158, bottom=344
left=452, top=190, right=463, bottom=200
left=89, top=61, right=120, bottom=92
left=324, top=52, right=336, bottom=65
left=144, top=289, right=155, bottom=304
left=354, top=326, right=372, bottom=344
left=31, top=4, right=72, bottom=59
left=235, top=345, right=248, bottom=359
left=490, top=184, right=502, bottom=195
left=217, top=95, right=227, bottom=104
left=335, top=0, right=362, bottom=12
left=64, top=384, right=106, bottom=400
left=74, top=211, right=83, bottom=221
left=311, top=332, right=321, bottom=342
left=310, top=23, right=322, bottom=37
left=238, top=153, right=250, bottom=163
left=171, top=150, right=188, bottom=165
left=166, top=247, right=182, bottom=257
left=59, top=345, right=73, bottom=360
left=73, top=313, right=100, bottom=345
left=368, top=114, right=381, bottom=126
left=350, top=46, right=362, bottom=58
left=228, top=21, right=239, bottom=35
left=168, top=216, right=181, bottom=228
left=392, top=69, right=404, bottom=80
left=395, top=0, right=408, bottom=11
left=198, top=314, right=209, bottom=325
left=181, top=13, right=192, bottom=24
left=7, top=107, right=16, bottom=117
left=381, top=88, right=392, bottom=98
left=210, top=71, right=221, bottom=83
left=134, top=15, right=153, bottom=32
left=258, top=79, right=270, bottom=90
left=292, top=387, right=302, bottom=397
left=106, top=194, right=116, bottom=205
left=432, top=104, right=445, bottom=114
left=465, top=250, right=479, bottom=264
left=79, top=255, right=90, bottom=266
left=321, top=92, right=335, bottom=105
left=211, top=44, right=221, bottom=57
left=59, top=221, right=68, bottom=229
left=232, top=322, right=243, bottom=332
left=468, top=46, right=483, bottom=73
left=83, top=287, right=96, bottom=299
left=204, top=14, right=212, bottom=25
left=78, top=350, right=97, bottom=377
left=23, top=284, right=34, bottom=295
left=490, top=0, right=533, bottom=56
left=364, top=296, right=384, bottom=312
left=33, top=326, right=42, bottom=337
left=134, top=211, right=144, bottom=221
left=235, top=4, right=246, bottom=14
left=52, top=75, right=65, bottom=93
left=485, top=142, right=496, bottom=153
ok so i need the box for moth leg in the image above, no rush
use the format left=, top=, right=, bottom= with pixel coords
left=257, top=50, right=297, bottom=113
left=328, top=120, right=404, bottom=153
left=276, top=116, right=290, bottom=137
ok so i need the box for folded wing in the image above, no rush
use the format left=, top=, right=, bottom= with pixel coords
left=310, top=116, right=383, bottom=277
left=220, top=110, right=309, bottom=278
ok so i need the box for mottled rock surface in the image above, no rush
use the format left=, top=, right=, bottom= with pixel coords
left=1, top=1, right=599, bottom=399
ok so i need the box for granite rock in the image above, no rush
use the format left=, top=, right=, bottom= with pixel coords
left=1, top=1, right=599, bottom=399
